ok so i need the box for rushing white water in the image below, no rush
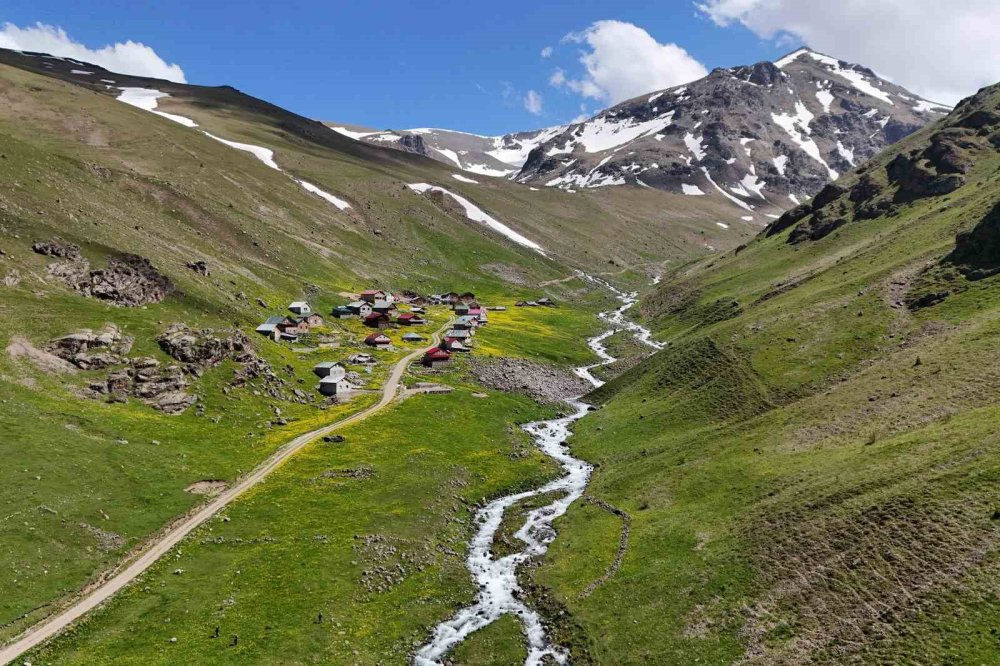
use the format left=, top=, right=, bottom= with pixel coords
left=414, top=275, right=661, bottom=665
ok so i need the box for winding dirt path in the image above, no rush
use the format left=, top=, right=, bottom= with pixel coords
left=0, top=322, right=448, bottom=665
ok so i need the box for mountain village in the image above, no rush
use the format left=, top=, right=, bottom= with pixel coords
left=253, top=288, right=494, bottom=398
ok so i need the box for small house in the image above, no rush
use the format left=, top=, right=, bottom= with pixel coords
left=303, top=312, right=324, bottom=327
left=313, top=361, right=346, bottom=380
left=397, top=312, right=425, bottom=326
left=453, top=304, right=470, bottom=316
left=331, top=305, right=354, bottom=319
left=365, top=333, right=392, bottom=349
left=278, top=331, right=300, bottom=343
left=360, top=289, right=391, bottom=304
left=347, top=301, right=373, bottom=317
left=410, top=306, right=425, bottom=314
left=278, top=316, right=311, bottom=335
left=452, top=318, right=476, bottom=331
left=442, top=337, right=468, bottom=352
left=422, top=348, right=451, bottom=368
left=364, top=312, right=391, bottom=329
left=491, top=305, right=507, bottom=311
left=288, top=301, right=312, bottom=315
left=446, top=328, right=471, bottom=340
left=372, top=298, right=396, bottom=314
left=256, top=315, right=286, bottom=337
left=318, top=374, right=353, bottom=396
left=433, top=292, right=459, bottom=304
left=538, top=297, right=557, bottom=307
left=402, top=332, right=425, bottom=342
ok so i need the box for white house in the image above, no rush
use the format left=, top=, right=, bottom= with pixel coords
left=313, top=361, right=346, bottom=380
left=318, top=374, right=353, bottom=396
left=289, top=301, right=312, bottom=315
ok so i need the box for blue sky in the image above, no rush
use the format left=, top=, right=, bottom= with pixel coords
left=2, top=1, right=997, bottom=134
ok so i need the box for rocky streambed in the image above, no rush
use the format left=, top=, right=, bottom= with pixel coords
left=414, top=276, right=662, bottom=665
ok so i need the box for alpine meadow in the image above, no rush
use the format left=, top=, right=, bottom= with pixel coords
left=0, top=4, right=997, bottom=665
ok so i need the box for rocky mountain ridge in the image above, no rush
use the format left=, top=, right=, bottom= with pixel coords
left=335, top=48, right=950, bottom=223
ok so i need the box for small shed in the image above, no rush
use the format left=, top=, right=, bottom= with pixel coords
left=331, top=305, right=354, bottom=319
left=289, top=301, right=312, bottom=315
left=347, top=353, right=376, bottom=365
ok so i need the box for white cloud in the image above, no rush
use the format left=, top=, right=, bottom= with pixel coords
left=540, top=46, right=553, bottom=58
left=0, top=22, right=186, bottom=83
left=523, top=89, right=543, bottom=115
left=696, top=0, right=1000, bottom=105
left=552, top=20, right=707, bottom=104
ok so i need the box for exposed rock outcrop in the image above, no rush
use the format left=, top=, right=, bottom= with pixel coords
left=34, top=238, right=174, bottom=307
left=468, top=357, right=591, bottom=404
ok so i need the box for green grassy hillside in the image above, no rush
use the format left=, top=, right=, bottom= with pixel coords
left=532, top=84, right=1000, bottom=664
left=1, top=42, right=742, bottom=655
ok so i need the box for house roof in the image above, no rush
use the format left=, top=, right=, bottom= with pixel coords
left=360, top=289, right=384, bottom=296
left=365, top=312, right=387, bottom=320
left=402, top=333, right=424, bottom=340
left=365, top=333, right=390, bottom=342
left=314, top=361, right=339, bottom=369
left=424, top=348, right=450, bottom=359
left=397, top=312, right=417, bottom=319
left=261, top=315, right=285, bottom=325
left=289, top=301, right=309, bottom=308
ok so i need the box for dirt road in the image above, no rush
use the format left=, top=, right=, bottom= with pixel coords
left=0, top=323, right=446, bottom=665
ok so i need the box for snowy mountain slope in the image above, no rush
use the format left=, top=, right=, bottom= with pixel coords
left=514, top=48, right=950, bottom=220
left=326, top=123, right=566, bottom=177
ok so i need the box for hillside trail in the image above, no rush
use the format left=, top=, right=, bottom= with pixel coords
left=0, top=321, right=450, bottom=666
left=414, top=274, right=662, bottom=666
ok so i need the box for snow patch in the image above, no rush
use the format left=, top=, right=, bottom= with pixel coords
left=805, top=51, right=893, bottom=106
left=297, top=180, right=351, bottom=210
left=771, top=101, right=837, bottom=179
left=701, top=167, right=753, bottom=212
left=683, top=132, right=706, bottom=161
left=407, top=183, right=545, bottom=254
left=772, top=155, right=789, bottom=176
left=716, top=222, right=730, bottom=229
left=835, top=140, right=855, bottom=166
left=116, top=87, right=198, bottom=128
left=329, top=126, right=377, bottom=141
left=452, top=174, right=479, bottom=184
left=682, top=183, right=706, bottom=196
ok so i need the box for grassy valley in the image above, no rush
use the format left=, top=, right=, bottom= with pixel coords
left=530, top=83, right=1000, bottom=664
